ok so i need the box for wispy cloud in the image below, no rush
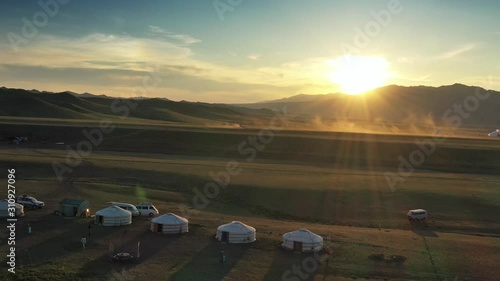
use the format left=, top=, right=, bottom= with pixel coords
left=0, top=33, right=191, bottom=71
left=397, top=56, right=416, bottom=64
left=397, top=74, right=433, bottom=83
left=0, top=32, right=352, bottom=101
left=248, top=54, right=260, bottom=61
left=0, top=32, right=305, bottom=86
left=456, top=75, right=500, bottom=90
left=148, top=25, right=201, bottom=45
left=435, top=43, right=477, bottom=60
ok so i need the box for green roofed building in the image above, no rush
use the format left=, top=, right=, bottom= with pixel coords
left=59, top=198, right=90, bottom=217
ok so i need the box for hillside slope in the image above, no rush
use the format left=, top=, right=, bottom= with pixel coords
left=0, top=87, right=272, bottom=125
left=238, top=84, right=500, bottom=128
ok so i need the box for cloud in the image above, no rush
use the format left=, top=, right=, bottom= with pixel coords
left=435, top=43, right=477, bottom=60
left=397, top=56, right=415, bottom=64
left=0, top=32, right=348, bottom=101
left=0, top=63, right=303, bottom=102
left=396, top=74, right=433, bottom=83
left=456, top=75, right=500, bottom=90
left=148, top=25, right=201, bottom=45
left=0, top=33, right=192, bottom=71
left=248, top=54, right=260, bottom=61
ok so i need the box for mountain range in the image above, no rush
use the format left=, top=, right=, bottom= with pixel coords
left=239, top=84, right=500, bottom=129
left=0, top=87, right=272, bottom=126
left=0, top=84, right=499, bottom=129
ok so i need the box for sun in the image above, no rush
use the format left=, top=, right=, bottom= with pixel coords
left=327, top=56, right=390, bottom=95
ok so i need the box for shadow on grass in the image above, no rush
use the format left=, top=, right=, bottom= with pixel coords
left=262, top=248, right=324, bottom=281
left=15, top=219, right=120, bottom=267
left=78, top=228, right=183, bottom=279
left=410, top=222, right=439, bottom=237
left=169, top=240, right=251, bottom=281
left=0, top=210, right=68, bottom=243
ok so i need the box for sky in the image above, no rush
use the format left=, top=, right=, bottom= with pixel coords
left=1, top=0, right=499, bottom=103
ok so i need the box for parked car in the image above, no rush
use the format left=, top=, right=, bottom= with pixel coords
left=136, top=202, right=159, bottom=217
left=108, top=202, right=140, bottom=216
left=17, top=195, right=44, bottom=209
left=407, top=209, right=427, bottom=222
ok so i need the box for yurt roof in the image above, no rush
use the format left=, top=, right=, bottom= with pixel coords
left=283, top=228, right=323, bottom=243
left=218, top=221, right=255, bottom=234
left=152, top=213, right=188, bottom=224
left=59, top=198, right=88, bottom=206
left=96, top=205, right=131, bottom=217
left=408, top=209, right=426, bottom=213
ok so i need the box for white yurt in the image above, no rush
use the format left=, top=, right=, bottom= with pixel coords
left=282, top=228, right=323, bottom=252
left=95, top=206, right=132, bottom=226
left=150, top=213, right=188, bottom=234
left=0, top=199, right=24, bottom=217
left=216, top=221, right=256, bottom=243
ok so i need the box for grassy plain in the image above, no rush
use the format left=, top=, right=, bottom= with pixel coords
left=0, top=121, right=498, bottom=280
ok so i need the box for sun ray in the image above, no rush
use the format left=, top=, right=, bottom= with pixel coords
left=327, top=56, right=390, bottom=95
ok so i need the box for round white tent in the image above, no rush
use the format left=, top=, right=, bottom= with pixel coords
left=0, top=199, right=24, bottom=217
left=216, top=221, right=256, bottom=243
left=282, top=228, right=323, bottom=252
left=95, top=206, right=132, bottom=226
left=150, top=213, right=188, bottom=234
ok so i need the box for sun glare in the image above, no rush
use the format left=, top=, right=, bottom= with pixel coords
left=327, top=56, right=390, bottom=95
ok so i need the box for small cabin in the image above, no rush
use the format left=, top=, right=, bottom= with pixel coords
left=58, top=198, right=90, bottom=217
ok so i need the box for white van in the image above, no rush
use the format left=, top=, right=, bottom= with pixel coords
left=108, top=202, right=140, bottom=216
left=407, top=209, right=427, bottom=221
left=136, top=202, right=159, bottom=217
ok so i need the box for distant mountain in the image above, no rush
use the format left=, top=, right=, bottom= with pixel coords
left=238, top=84, right=500, bottom=128
left=2, top=84, right=499, bottom=129
left=76, top=92, right=108, bottom=98
left=0, top=87, right=273, bottom=125
left=256, top=93, right=341, bottom=103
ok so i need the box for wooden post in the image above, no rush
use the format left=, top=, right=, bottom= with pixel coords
left=322, top=256, right=330, bottom=281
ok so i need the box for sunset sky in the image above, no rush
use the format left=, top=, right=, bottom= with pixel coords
left=1, top=0, right=499, bottom=103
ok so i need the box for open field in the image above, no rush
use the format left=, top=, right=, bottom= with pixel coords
left=0, top=121, right=499, bottom=280
left=2, top=1, right=500, bottom=280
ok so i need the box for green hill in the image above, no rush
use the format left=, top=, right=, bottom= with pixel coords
left=0, top=87, right=272, bottom=125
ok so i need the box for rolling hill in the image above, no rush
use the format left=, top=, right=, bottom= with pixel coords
left=1, top=84, right=499, bottom=130
left=0, top=87, right=272, bottom=125
left=238, top=84, right=500, bottom=129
